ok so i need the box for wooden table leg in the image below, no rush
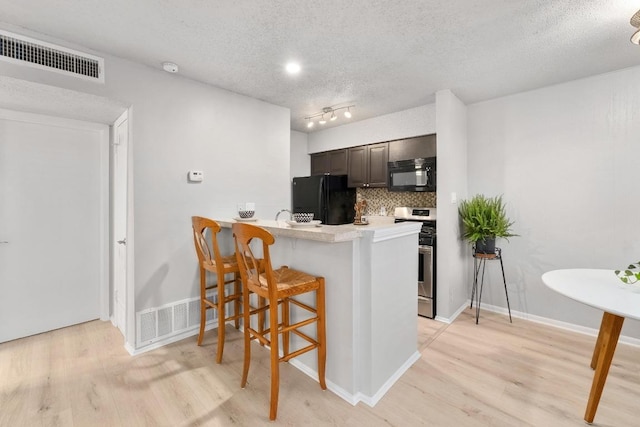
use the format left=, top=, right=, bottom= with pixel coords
left=584, top=312, right=624, bottom=424
left=590, top=312, right=607, bottom=370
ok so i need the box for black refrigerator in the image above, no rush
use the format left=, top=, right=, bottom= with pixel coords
left=292, top=175, right=356, bottom=225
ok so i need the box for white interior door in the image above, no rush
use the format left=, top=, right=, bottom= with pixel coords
left=112, top=111, right=128, bottom=337
left=0, top=109, right=108, bottom=343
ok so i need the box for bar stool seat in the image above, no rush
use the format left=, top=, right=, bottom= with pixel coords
left=191, top=216, right=243, bottom=363
left=470, top=246, right=512, bottom=324
left=232, top=222, right=327, bottom=421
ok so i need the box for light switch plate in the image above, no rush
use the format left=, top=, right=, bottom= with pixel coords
left=188, top=170, right=203, bottom=182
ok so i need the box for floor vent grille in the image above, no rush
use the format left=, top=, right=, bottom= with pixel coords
left=136, top=291, right=226, bottom=348
left=0, top=30, right=104, bottom=82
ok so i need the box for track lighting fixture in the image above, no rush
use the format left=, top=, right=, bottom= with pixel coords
left=304, top=105, right=355, bottom=129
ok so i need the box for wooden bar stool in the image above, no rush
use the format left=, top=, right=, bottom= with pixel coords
left=232, top=222, right=327, bottom=421
left=191, top=216, right=243, bottom=363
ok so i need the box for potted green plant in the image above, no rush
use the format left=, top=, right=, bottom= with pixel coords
left=458, top=194, right=517, bottom=254
left=615, top=261, right=640, bottom=285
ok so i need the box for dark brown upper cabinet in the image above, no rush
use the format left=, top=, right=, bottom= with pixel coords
left=388, top=134, right=437, bottom=162
left=347, top=142, right=388, bottom=188
left=310, top=149, right=348, bottom=176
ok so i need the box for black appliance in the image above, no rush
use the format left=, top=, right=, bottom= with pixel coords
left=292, top=175, right=356, bottom=225
left=388, top=157, right=436, bottom=192
left=394, top=207, right=437, bottom=319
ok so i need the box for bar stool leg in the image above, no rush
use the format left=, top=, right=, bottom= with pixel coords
left=499, top=256, right=512, bottom=323
left=269, top=297, right=281, bottom=421
left=282, top=297, right=290, bottom=357
left=317, top=278, right=327, bottom=390
left=233, top=272, right=241, bottom=329
left=216, top=276, right=226, bottom=364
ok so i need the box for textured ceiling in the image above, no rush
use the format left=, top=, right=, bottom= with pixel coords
left=1, top=0, right=640, bottom=132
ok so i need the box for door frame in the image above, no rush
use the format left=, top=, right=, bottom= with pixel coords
left=118, top=107, right=136, bottom=353
left=111, top=110, right=128, bottom=338
left=111, top=107, right=137, bottom=352
left=0, top=107, right=110, bottom=322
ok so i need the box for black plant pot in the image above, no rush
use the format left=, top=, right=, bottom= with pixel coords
left=475, top=237, right=496, bottom=255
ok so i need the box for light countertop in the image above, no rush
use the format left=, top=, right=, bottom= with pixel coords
left=215, top=218, right=421, bottom=243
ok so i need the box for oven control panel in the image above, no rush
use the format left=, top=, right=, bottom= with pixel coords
left=393, top=206, right=437, bottom=221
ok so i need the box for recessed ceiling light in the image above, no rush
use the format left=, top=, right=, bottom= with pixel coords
left=162, top=62, right=179, bottom=73
left=285, top=62, right=301, bottom=74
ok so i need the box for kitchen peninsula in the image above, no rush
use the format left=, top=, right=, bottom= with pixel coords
left=215, top=218, right=421, bottom=406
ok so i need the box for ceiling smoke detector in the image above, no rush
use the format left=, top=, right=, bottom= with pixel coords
left=162, top=62, right=179, bottom=73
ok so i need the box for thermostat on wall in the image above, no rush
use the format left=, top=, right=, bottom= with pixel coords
left=188, top=170, right=203, bottom=182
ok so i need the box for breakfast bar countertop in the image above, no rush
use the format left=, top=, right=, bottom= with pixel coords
left=215, top=218, right=420, bottom=243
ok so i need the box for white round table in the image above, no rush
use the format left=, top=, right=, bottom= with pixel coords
left=542, top=269, right=640, bottom=424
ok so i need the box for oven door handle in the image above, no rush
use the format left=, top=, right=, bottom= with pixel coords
left=418, top=245, right=432, bottom=255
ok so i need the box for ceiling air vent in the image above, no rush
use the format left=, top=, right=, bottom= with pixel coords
left=0, top=30, right=104, bottom=83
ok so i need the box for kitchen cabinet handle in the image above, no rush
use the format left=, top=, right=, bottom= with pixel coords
left=117, top=238, right=127, bottom=245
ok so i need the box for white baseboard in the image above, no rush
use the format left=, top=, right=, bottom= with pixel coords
left=434, top=301, right=469, bottom=324
left=470, top=301, right=640, bottom=348
left=356, top=350, right=421, bottom=407
left=289, top=350, right=422, bottom=407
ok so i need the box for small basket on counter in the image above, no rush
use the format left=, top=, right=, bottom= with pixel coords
left=292, top=213, right=314, bottom=223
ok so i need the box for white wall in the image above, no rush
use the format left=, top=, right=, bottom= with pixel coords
left=290, top=130, right=310, bottom=179
left=435, top=90, right=468, bottom=320
left=0, top=27, right=291, bottom=332
left=467, top=66, right=640, bottom=336
left=308, top=104, right=436, bottom=153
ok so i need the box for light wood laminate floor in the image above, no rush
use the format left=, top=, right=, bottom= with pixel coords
left=2, top=309, right=639, bottom=426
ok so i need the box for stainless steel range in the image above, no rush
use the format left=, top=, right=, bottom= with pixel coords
left=394, top=207, right=437, bottom=318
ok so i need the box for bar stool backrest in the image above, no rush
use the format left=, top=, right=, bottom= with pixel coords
left=232, top=223, right=277, bottom=298
left=192, top=216, right=224, bottom=273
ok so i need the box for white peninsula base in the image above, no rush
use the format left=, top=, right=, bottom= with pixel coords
left=216, top=219, right=421, bottom=406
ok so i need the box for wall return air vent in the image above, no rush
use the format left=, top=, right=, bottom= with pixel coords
left=0, top=30, right=104, bottom=82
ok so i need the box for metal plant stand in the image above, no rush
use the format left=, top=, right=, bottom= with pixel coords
left=470, top=247, right=512, bottom=325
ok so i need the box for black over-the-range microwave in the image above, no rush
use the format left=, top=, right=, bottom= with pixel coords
left=388, top=157, right=436, bottom=192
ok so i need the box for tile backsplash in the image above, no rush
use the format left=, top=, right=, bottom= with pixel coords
left=356, top=188, right=436, bottom=215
